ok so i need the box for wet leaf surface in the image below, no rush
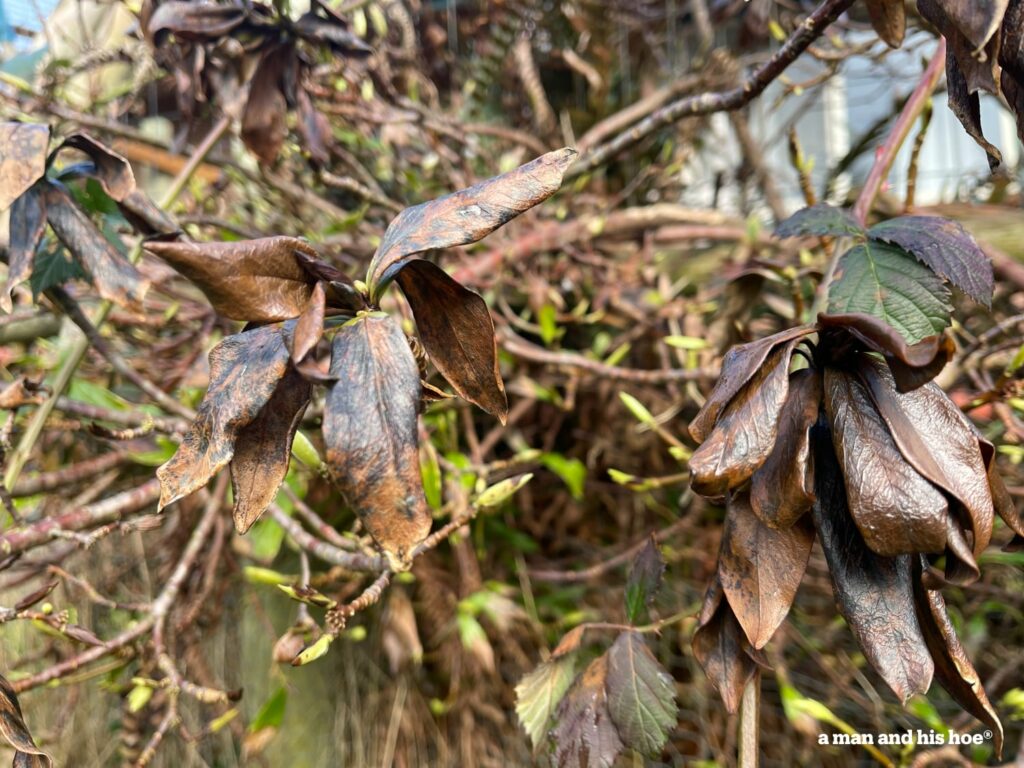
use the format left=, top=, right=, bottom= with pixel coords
left=773, top=203, right=865, bottom=239
left=231, top=366, right=311, bottom=533
left=868, top=216, right=993, bottom=306
left=0, top=122, right=50, bottom=212
left=913, top=557, right=1003, bottom=756
left=552, top=652, right=623, bottom=768
left=43, top=182, right=149, bottom=312
left=719, top=492, right=814, bottom=649
left=157, top=324, right=292, bottom=510
left=2, top=183, right=47, bottom=313
left=605, top=631, right=677, bottom=757
left=323, top=313, right=429, bottom=570
left=624, top=536, right=665, bottom=624
left=750, top=368, right=820, bottom=529
left=396, top=259, right=507, bottom=421
left=0, top=675, right=53, bottom=767
left=811, top=418, right=934, bottom=704
left=689, top=338, right=801, bottom=497
left=825, top=368, right=949, bottom=556
left=145, top=236, right=319, bottom=322
left=367, top=148, right=576, bottom=299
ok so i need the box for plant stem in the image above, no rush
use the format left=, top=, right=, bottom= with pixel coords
left=3, top=116, right=230, bottom=491
left=738, top=671, right=761, bottom=768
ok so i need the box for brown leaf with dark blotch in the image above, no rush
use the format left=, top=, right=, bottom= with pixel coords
left=367, top=148, right=576, bottom=300
left=689, top=325, right=815, bottom=443
left=396, top=259, right=507, bottom=421
left=689, top=338, right=801, bottom=497
left=2, top=182, right=47, bottom=312
left=0, top=675, right=53, bottom=768
left=858, top=356, right=993, bottom=561
left=865, top=0, right=905, bottom=47
left=552, top=652, right=624, bottom=768
left=146, top=0, right=248, bottom=42
left=692, top=578, right=766, bottom=714
left=43, top=182, right=149, bottom=312
left=55, top=133, right=135, bottom=201
left=145, top=236, right=318, bottom=322
left=913, top=557, right=1003, bottom=756
left=719, top=492, right=814, bottom=649
left=231, top=366, right=311, bottom=533
left=323, top=313, right=430, bottom=571
left=157, top=324, right=292, bottom=511
left=241, top=43, right=295, bottom=166
left=750, top=368, right=820, bottom=529
left=290, top=281, right=325, bottom=365
left=818, top=312, right=953, bottom=392
left=825, top=367, right=949, bottom=556
left=810, top=417, right=934, bottom=703
left=0, top=122, right=50, bottom=212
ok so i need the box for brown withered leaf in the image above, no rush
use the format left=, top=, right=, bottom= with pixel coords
left=1001, top=1, right=1024, bottom=146
left=0, top=122, right=50, bottom=212
left=692, top=578, right=767, bottom=714
left=865, top=0, right=905, bottom=47
left=552, top=652, right=624, bottom=768
left=366, top=148, right=577, bottom=300
left=295, top=87, right=331, bottom=166
left=323, top=313, right=430, bottom=571
left=147, top=0, right=248, bottom=42
left=382, top=588, right=423, bottom=674
left=13, top=582, right=57, bottom=611
left=43, top=183, right=149, bottom=312
left=290, top=281, right=325, bottom=365
left=750, top=369, right=820, bottom=529
left=230, top=366, right=311, bottom=533
left=811, top=419, right=934, bottom=703
left=825, top=368, right=949, bottom=556
left=1, top=183, right=47, bottom=312
left=719, top=492, right=814, bottom=649
left=242, top=43, right=295, bottom=166
left=988, top=460, right=1024, bottom=550
left=689, top=325, right=815, bottom=443
left=145, top=236, right=319, bottom=322
left=913, top=557, right=1004, bottom=756
left=396, top=259, right=507, bottom=421
left=818, top=312, right=953, bottom=392
left=56, top=133, right=135, bottom=201
left=0, top=378, right=46, bottom=409
left=859, top=357, right=994, bottom=562
left=118, top=189, right=178, bottom=236
left=157, top=324, right=292, bottom=511
left=689, top=338, right=802, bottom=497
left=0, top=675, right=53, bottom=768
left=927, top=0, right=1008, bottom=52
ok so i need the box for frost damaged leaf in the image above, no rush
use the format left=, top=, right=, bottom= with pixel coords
left=689, top=338, right=801, bottom=497
left=157, top=324, right=291, bottom=510
left=605, top=631, right=677, bottom=757
left=145, top=236, right=319, bottom=322
left=750, top=369, right=820, bottom=529
left=230, top=366, right=311, bottom=533
left=773, top=203, right=865, bottom=239
left=552, top=653, right=624, bottom=768
left=865, top=0, right=905, bottom=47
left=719, top=493, right=814, bottom=649
left=323, top=313, right=429, bottom=571
left=2, top=183, right=47, bottom=313
left=43, top=183, right=149, bottom=312
left=0, top=122, right=50, bottom=212
left=0, top=675, right=53, bottom=768
left=913, top=557, right=1003, bottom=756
left=624, top=536, right=665, bottom=624
left=396, top=259, right=507, bottom=421
left=811, top=419, right=934, bottom=703
left=868, top=216, right=993, bottom=306
left=515, top=655, right=577, bottom=750
left=824, top=368, right=949, bottom=556
left=367, top=148, right=576, bottom=300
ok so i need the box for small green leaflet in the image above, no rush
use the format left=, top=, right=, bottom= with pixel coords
left=774, top=203, right=865, bottom=239
left=30, top=244, right=87, bottom=297
left=827, top=240, right=951, bottom=345
left=515, top=655, right=577, bottom=749
left=605, top=631, right=678, bottom=757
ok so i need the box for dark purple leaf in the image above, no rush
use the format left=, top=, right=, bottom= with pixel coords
left=552, top=652, right=624, bottom=768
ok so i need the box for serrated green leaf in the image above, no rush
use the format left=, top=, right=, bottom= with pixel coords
left=515, top=656, right=577, bottom=749
left=827, top=240, right=951, bottom=344
left=605, top=631, right=677, bottom=756
left=775, top=204, right=865, bottom=239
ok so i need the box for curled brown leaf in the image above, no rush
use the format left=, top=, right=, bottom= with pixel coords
left=0, top=675, right=52, bottom=767
left=1, top=183, right=47, bottom=313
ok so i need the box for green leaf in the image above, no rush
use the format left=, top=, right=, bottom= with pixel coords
left=30, top=244, right=87, bottom=297
left=619, top=392, right=657, bottom=427
left=625, top=537, right=665, bottom=624
left=249, top=687, right=287, bottom=731
left=540, top=453, right=586, bottom=500
left=775, top=204, right=865, bottom=239
left=127, top=684, right=153, bottom=713
left=515, top=655, right=577, bottom=750
left=538, top=304, right=559, bottom=346
left=475, top=473, right=533, bottom=508
left=292, top=634, right=333, bottom=666
left=605, top=631, right=678, bottom=756
left=827, top=240, right=951, bottom=344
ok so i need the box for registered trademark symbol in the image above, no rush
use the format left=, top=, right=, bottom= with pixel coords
left=984, top=730, right=993, bottom=739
